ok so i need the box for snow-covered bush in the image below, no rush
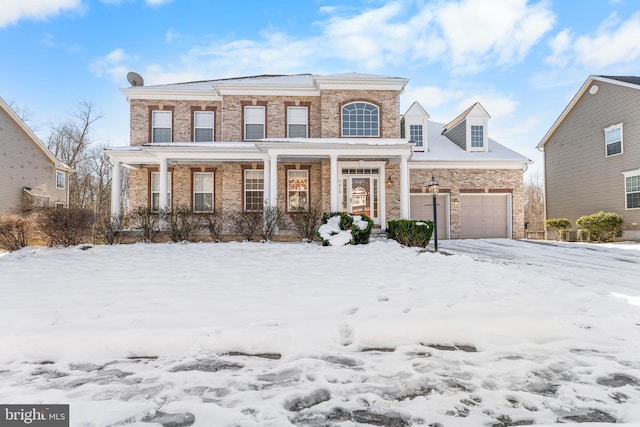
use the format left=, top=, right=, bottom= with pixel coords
left=576, top=211, right=623, bottom=242
left=387, top=219, right=433, bottom=248
left=318, top=212, right=373, bottom=246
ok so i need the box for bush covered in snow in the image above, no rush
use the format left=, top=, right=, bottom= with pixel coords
left=387, top=219, right=433, bottom=248
left=318, top=212, right=373, bottom=246
left=576, top=211, right=623, bottom=242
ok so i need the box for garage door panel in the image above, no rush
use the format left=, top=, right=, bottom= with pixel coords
left=460, top=195, right=508, bottom=239
left=410, top=194, right=448, bottom=240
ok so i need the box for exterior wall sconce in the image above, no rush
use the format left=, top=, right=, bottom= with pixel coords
left=452, top=197, right=459, bottom=206
left=386, top=176, right=393, bottom=187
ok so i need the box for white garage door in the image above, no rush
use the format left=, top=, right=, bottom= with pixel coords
left=410, top=194, right=448, bottom=240
left=460, top=194, right=509, bottom=239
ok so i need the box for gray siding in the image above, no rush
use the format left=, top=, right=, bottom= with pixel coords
left=444, top=120, right=466, bottom=150
left=0, top=108, right=67, bottom=212
left=544, top=81, right=640, bottom=236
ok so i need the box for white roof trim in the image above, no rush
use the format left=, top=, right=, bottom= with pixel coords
left=410, top=162, right=528, bottom=170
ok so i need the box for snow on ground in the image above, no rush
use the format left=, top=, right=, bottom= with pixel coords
left=1, top=238, right=640, bottom=426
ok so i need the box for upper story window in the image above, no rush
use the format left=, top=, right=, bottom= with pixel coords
left=244, top=106, right=265, bottom=140
left=626, top=173, right=640, bottom=210
left=55, top=170, right=65, bottom=189
left=194, top=111, right=214, bottom=142
left=409, top=124, right=423, bottom=148
left=471, top=125, right=484, bottom=148
left=152, top=110, right=172, bottom=143
left=605, top=123, right=623, bottom=157
left=342, top=102, right=379, bottom=137
left=287, top=106, right=308, bottom=138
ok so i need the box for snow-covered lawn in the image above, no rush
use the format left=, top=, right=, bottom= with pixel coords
left=1, top=238, right=640, bottom=426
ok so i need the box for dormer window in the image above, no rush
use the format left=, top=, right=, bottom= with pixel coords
left=471, top=125, right=484, bottom=149
left=342, top=102, right=379, bottom=137
left=409, top=125, right=423, bottom=148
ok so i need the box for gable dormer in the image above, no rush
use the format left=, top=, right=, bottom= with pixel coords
left=442, top=102, right=490, bottom=152
left=401, top=101, right=430, bottom=152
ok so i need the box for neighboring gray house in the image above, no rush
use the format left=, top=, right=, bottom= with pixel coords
left=0, top=97, right=71, bottom=212
left=537, top=75, right=640, bottom=240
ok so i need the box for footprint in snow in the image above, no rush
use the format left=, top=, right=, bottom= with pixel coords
left=339, top=324, right=354, bottom=346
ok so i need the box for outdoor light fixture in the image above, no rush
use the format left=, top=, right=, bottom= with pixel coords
left=427, top=176, right=439, bottom=251
left=386, top=175, right=393, bottom=187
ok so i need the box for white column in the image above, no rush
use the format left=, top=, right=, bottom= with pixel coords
left=399, top=155, right=410, bottom=219
left=159, top=157, right=168, bottom=212
left=330, top=154, right=339, bottom=211
left=263, top=157, right=271, bottom=208
left=110, top=160, right=121, bottom=221
left=270, top=154, right=278, bottom=206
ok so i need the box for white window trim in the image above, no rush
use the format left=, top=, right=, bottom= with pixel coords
left=193, top=172, right=214, bottom=213
left=287, top=169, right=309, bottom=212
left=467, top=118, right=487, bottom=152
left=152, top=110, right=172, bottom=143
left=623, top=169, right=640, bottom=210
left=151, top=171, right=171, bottom=212
left=244, top=106, right=265, bottom=140
left=194, top=111, right=215, bottom=142
left=341, top=102, right=380, bottom=137
left=604, top=123, right=623, bottom=158
left=244, top=169, right=264, bottom=212
left=287, top=106, right=308, bottom=138
left=55, top=170, right=65, bottom=189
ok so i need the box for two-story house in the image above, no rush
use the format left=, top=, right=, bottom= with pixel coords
left=537, top=75, right=640, bottom=240
left=0, top=96, right=71, bottom=212
left=105, top=73, right=530, bottom=239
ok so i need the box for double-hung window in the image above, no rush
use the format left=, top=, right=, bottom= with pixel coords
left=341, top=102, right=379, bottom=137
left=287, top=169, right=309, bottom=212
left=55, top=170, right=65, bottom=189
left=194, top=111, right=214, bottom=142
left=151, top=171, right=171, bottom=211
left=244, top=106, right=265, bottom=140
left=152, top=110, right=172, bottom=143
left=626, top=174, right=640, bottom=209
left=409, top=124, right=423, bottom=148
left=471, top=125, right=484, bottom=149
left=287, top=106, right=308, bottom=138
left=244, top=169, right=264, bottom=211
left=605, top=123, right=623, bottom=157
left=193, top=172, right=214, bottom=212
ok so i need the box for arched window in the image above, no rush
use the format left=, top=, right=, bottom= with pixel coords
left=341, top=102, right=379, bottom=137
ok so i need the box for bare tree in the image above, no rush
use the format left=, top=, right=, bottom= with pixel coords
left=524, top=171, right=545, bottom=233
left=6, top=100, right=36, bottom=130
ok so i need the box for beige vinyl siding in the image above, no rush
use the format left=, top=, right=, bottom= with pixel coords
left=444, top=121, right=466, bottom=150
left=0, top=108, right=67, bottom=212
left=544, top=81, right=640, bottom=232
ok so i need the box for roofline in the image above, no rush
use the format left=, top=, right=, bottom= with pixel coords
left=537, top=75, right=640, bottom=150
left=0, top=97, right=72, bottom=171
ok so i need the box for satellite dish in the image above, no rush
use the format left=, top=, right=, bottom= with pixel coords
left=127, top=71, right=144, bottom=87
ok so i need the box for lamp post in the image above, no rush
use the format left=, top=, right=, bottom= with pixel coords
left=427, top=176, right=439, bottom=251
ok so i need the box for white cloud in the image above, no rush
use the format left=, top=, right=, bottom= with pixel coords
left=146, top=0, right=172, bottom=6
left=456, top=92, right=518, bottom=120
left=402, top=85, right=465, bottom=111
left=166, top=29, right=180, bottom=43
left=90, top=48, right=135, bottom=82
left=545, top=29, right=572, bottom=67
left=0, top=0, right=82, bottom=27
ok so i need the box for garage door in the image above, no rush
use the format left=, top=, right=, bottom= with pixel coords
left=460, top=194, right=509, bottom=238
left=410, top=194, right=448, bottom=240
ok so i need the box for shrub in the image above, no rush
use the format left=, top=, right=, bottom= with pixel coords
left=130, top=206, right=161, bottom=242
left=201, top=209, right=227, bottom=242
left=261, top=205, right=283, bottom=241
left=545, top=218, right=572, bottom=241
left=37, top=206, right=95, bottom=247
left=576, top=211, right=624, bottom=242
left=99, top=213, right=128, bottom=245
left=167, top=205, right=199, bottom=242
left=318, top=212, right=373, bottom=246
left=289, top=205, right=322, bottom=242
left=387, top=219, right=434, bottom=248
left=230, top=210, right=263, bottom=241
left=0, top=213, right=29, bottom=251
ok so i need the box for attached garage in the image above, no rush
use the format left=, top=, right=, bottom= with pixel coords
left=410, top=193, right=449, bottom=240
left=460, top=194, right=511, bottom=239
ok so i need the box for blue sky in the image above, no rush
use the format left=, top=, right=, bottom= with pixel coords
left=2, top=0, right=640, bottom=178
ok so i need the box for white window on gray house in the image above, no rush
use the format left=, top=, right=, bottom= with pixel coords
left=244, top=106, right=265, bottom=140
left=409, top=124, right=423, bottom=147
left=244, top=169, right=264, bottom=211
left=471, top=125, right=484, bottom=148
left=56, top=170, right=65, bottom=189
left=605, top=123, right=623, bottom=157
left=151, top=171, right=171, bottom=211
left=287, top=106, right=308, bottom=138
left=626, top=174, right=640, bottom=209
left=287, top=169, right=309, bottom=212
left=193, top=172, right=214, bottom=212
left=342, top=102, right=379, bottom=137
left=152, top=111, right=172, bottom=143
left=194, top=111, right=214, bottom=142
